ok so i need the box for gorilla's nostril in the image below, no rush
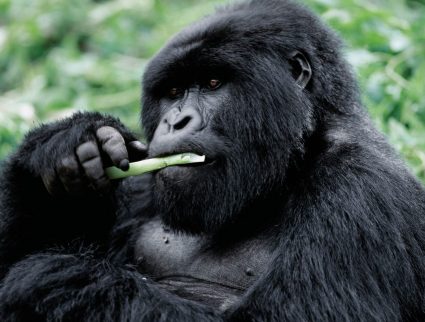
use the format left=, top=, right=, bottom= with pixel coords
left=174, top=116, right=192, bottom=131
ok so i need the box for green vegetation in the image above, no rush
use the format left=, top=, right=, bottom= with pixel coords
left=1, top=0, right=424, bottom=180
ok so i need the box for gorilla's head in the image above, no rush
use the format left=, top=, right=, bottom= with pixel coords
left=141, top=0, right=359, bottom=234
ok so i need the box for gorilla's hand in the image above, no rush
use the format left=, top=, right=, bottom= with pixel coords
left=18, top=112, right=147, bottom=196
left=42, top=125, right=147, bottom=196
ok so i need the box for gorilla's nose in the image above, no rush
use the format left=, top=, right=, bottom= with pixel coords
left=149, top=107, right=203, bottom=154
left=160, top=107, right=202, bottom=136
left=168, top=109, right=202, bottom=134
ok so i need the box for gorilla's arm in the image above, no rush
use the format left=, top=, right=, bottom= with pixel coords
left=0, top=112, right=139, bottom=277
left=0, top=175, right=223, bottom=321
left=0, top=252, right=222, bottom=321
left=228, top=145, right=425, bottom=321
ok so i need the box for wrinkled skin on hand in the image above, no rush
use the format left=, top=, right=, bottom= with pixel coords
left=21, top=114, right=148, bottom=196
left=43, top=125, right=147, bottom=196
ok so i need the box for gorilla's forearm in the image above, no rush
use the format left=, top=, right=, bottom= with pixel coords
left=0, top=252, right=223, bottom=322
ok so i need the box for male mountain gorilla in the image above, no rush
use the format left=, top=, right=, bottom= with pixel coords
left=1, top=0, right=425, bottom=321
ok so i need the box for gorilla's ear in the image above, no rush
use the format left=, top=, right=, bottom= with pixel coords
left=289, top=51, right=312, bottom=89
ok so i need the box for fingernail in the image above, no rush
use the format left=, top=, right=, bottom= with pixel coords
left=119, top=159, right=130, bottom=171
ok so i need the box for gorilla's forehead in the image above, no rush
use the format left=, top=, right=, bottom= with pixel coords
left=150, top=16, right=246, bottom=70
left=142, top=0, right=333, bottom=93
left=143, top=23, right=238, bottom=93
left=144, top=12, right=284, bottom=90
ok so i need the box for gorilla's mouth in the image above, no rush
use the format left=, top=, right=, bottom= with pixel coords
left=178, top=158, right=215, bottom=168
left=149, top=148, right=216, bottom=166
left=154, top=152, right=216, bottom=177
left=145, top=155, right=214, bottom=184
left=166, top=153, right=215, bottom=167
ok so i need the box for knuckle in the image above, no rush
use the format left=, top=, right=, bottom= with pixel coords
left=103, top=134, right=125, bottom=148
left=82, top=155, right=101, bottom=168
left=76, top=141, right=100, bottom=162
left=96, top=126, right=122, bottom=141
left=103, top=140, right=128, bottom=162
left=58, top=156, right=79, bottom=177
left=83, top=160, right=105, bottom=181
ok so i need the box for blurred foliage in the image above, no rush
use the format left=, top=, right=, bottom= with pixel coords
left=0, top=0, right=424, bottom=180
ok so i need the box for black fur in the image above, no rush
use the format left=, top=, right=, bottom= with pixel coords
left=1, top=0, right=425, bottom=321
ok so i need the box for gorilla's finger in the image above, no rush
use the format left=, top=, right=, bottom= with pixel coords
left=96, top=126, right=129, bottom=171
left=128, top=140, right=148, bottom=161
left=57, top=155, right=85, bottom=194
left=76, top=141, right=110, bottom=192
left=41, top=169, right=65, bottom=196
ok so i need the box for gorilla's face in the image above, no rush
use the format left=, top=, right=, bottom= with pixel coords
left=141, top=5, right=315, bottom=234
left=147, top=72, right=232, bottom=185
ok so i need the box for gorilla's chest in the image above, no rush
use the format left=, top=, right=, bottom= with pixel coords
left=134, top=217, right=275, bottom=310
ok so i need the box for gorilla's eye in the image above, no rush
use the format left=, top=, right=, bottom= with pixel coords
left=168, top=87, right=182, bottom=98
left=207, top=79, right=221, bottom=90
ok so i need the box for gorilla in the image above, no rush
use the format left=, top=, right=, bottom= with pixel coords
left=1, top=0, right=425, bottom=321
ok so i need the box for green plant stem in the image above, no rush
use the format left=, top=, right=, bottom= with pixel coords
left=105, top=153, right=206, bottom=179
